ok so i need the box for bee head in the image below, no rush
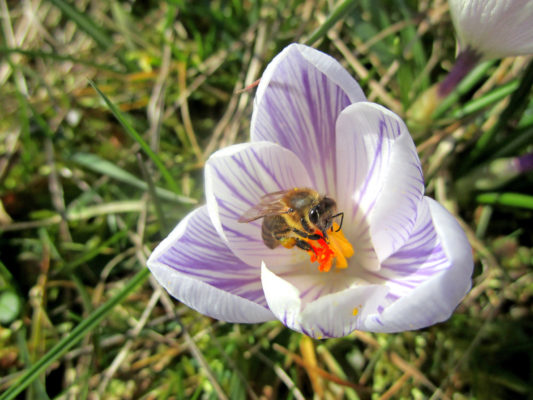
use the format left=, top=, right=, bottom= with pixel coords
left=309, top=197, right=337, bottom=234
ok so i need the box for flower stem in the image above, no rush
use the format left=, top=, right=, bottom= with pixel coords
left=437, top=47, right=481, bottom=98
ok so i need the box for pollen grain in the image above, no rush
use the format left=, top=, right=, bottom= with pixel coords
left=304, top=223, right=354, bottom=272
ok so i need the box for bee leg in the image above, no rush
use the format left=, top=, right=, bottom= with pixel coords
left=295, top=239, right=315, bottom=254
left=290, top=228, right=322, bottom=241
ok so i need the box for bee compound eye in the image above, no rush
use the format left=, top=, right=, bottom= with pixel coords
left=309, top=207, right=319, bottom=224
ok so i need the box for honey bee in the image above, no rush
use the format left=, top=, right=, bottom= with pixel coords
left=238, top=188, right=343, bottom=252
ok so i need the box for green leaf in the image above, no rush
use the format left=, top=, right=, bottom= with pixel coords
left=0, top=291, right=21, bottom=324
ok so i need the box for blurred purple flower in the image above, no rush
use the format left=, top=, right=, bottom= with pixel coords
left=147, top=44, right=473, bottom=338
left=457, top=153, right=533, bottom=196
left=449, top=0, right=533, bottom=60
left=437, top=0, right=533, bottom=98
left=412, top=0, right=533, bottom=119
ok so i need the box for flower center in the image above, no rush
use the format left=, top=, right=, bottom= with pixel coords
left=303, top=223, right=354, bottom=272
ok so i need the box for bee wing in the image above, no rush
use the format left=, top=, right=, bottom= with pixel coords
left=238, top=191, right=291, bottom=223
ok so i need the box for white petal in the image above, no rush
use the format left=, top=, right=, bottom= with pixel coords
left=364, top=198, right=450, bottom=298
left=358, top=198, right=473, bottom=332
left=147, top=206, right=275, bottom=323
left=254, top=44, right=366, bottom=106
left=261, top=262, right=389, bottom=338
left=449, top=0, right=533, bottom=58
left=336, top=102, right=424, bottom=264
left=251, top=43, right=365, bottom=194
left=205, top=141, right=312, bottom=267
left=266, top=261, right=363, bottom=305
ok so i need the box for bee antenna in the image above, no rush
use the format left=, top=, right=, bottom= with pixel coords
left=328, top=212, right=344, bottom=232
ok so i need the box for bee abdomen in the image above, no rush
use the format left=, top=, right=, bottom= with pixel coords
left=262, top=215, right=289, bottom=249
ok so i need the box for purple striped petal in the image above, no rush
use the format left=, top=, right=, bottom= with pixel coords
left=261, top=262, right=389, bottom=338
left=147, top=206, right=274, bottom=323
left=251, top=44, right=366, bottom=195
left=336, top=102, right=424, bottom=264
left=357, top=197, right=473, bottom=332
left=205, top=142, right=313, bottom=267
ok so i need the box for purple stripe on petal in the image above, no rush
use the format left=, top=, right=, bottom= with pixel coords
left=336, top=103, right=425, bottom=262
left=150, top=206, right=268, bottom=308
left=364, top=199, right=452, bottom=300
left=213, top=167, right=256, bottom=208
left=356, top=197, right=473, bottom=333
left=352, top=121, right=385, bottom=217
left=251, top=47, right=353, bottom=195
left=250, top=147, right=284, bottom=190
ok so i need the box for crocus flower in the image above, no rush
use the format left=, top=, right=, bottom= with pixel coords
left=439, top=0, right=533, bottom=96
left=147, top=44, right=473, bottom=338
left=410, top=0, right=533, bottom=124
left=444, top=0, right=533, bottom=97
left=449, top=0, right=533, bottom=60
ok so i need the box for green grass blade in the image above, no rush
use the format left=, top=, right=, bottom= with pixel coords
left=58, top=229, right=129, bottom=274
left=0, top=260, right=15, bottom=285
left=432, top=60, right=495, bottom=120
left=70, top=273, right=94, bottom=314
left=468, top=59, right=533, bottom=162
left=492, top=126, right=533, bottom=159
left=47, top=0, right=134, bottom=70
left=0, top=47, right=123, bottom=72
left=457, top=78, right=524, bottom=175
left=15, top=328, right=50, bottom=400
left=137, top=154, right=170, bottom=234
left=517, top=105, right=533, bottom=129
left=304, top=0, right=357, bottom=46
left=47, top=0, right=112, bottom=50
left=88, top=81, right=181, bottom=195
left=0, top=268, right=150, bottom=400
left=71, top=153, right=195, bottom=204
left=452, top=79, right=519, bottom=120
left=476, top=192, right=533, bottom=210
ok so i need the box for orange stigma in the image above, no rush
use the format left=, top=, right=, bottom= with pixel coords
left=304, top=223, right=354, bottom=272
